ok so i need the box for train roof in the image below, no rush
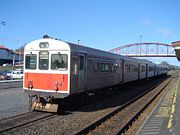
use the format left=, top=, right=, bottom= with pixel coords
left=25, top=38, right=156, bottom=65
left=67, top=42, right=154, bottom=64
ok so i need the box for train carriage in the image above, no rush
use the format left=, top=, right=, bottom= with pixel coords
left=23, top=36, right=168, bottom=112
left=24, top=38, right=126, bottom=111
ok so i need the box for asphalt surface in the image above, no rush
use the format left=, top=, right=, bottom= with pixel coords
left=0, top=87, right=29, bottom=119
left=0, top=80, right=23, bottom=90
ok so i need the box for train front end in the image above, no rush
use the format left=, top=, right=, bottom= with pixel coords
left=23, top=38, right=70, bottom=112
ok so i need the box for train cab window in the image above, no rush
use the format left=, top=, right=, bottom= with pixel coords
left=51, top=54, right=68, bottom=70
left=39, top=51, right=49, bottom=70
left=79, top=56, right=84, bottom=70
left=25, top=54, right=37, bottom=69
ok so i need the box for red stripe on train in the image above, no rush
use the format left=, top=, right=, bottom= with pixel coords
left=24, top=72, right=68, bottom=92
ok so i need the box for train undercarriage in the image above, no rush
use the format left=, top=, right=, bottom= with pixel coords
left=28, top=95, right=59, bottom=113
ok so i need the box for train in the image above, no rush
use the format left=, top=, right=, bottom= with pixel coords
left=23, top=36, right=168, bottom=112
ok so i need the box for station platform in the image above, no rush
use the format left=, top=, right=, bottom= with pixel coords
left=137, top=72, right=180, bottom=135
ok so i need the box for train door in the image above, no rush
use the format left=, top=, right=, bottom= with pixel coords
left=78, top=54, right=86, bottom=90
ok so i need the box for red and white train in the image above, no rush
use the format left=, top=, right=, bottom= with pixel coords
left=23, top=36, right=168, bottom=112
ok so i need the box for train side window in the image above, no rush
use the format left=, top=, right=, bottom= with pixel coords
left=148, top=66, right=154, bottom=71
left=134, top=65, right=138, bottom=72
left=141, top=66, right=145, bottom=72
left=115, top=64, right=118, bottom=72
left=39, top=51, right=49, bottom=70
left=125, top=63, right=131, bottom=73
left=79, top=56, right=84, bottom=70
left=25, top=54, right=37, bottom=69
left=105, top=64, right=110, bottom=72
left=100, top=63, right=105, bottom=72
left=93, top=61, right=99, bottom=72
left=110, top=64, right=114, bottom=72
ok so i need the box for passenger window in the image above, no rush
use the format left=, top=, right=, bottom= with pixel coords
left=93, top=61, right=99, bottom=72
left=115, top=64, right=118, bottom=72
left=100, top=63, right=105, bottom=72
left=105, top=64, right=110, bottom=72
left=141, top=66, right=146, bottom=72
left=79, top=56, right=84, bottom=70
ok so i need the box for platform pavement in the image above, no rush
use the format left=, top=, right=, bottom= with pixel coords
left=137, top=72, right=180, bottom=135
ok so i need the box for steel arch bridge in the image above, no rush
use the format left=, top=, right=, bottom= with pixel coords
left=109, top=42, right=176, bottom=57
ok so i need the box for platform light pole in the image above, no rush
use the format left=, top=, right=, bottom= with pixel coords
left=1, top=20, right=6, bottom=46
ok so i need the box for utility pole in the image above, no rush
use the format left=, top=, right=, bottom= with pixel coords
left=1, top=20, right=6, bottom=46
left=17, top=38, right=21, bottom=63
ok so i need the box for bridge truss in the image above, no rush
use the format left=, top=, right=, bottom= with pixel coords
left=109, top=42, right=176, bottom=57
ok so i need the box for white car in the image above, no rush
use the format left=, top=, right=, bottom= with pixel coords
left=9, top=71, right=23, bottom=79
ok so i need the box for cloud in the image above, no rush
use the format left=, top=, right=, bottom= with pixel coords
left=140, top=19, right=152, bottom=25
left=157, top=28, right=172, bottom=37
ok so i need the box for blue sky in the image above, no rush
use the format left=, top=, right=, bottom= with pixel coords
left=0, top=0, right=180, bottom=66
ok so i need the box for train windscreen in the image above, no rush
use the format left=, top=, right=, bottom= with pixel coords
left=51, top=53, right=68, bottom=70
left=39, top=51, right=49, bottom=70
left=25, top=54, right=37, bottom=69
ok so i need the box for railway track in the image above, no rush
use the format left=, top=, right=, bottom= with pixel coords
left=0, top=111, right=56, bottom=134
left=73, top=75, right=174, bottom=135
left=0, top=75, right=172, bottom=135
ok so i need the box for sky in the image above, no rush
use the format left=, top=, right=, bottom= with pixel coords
left=0, top=0, right=180, bottom=66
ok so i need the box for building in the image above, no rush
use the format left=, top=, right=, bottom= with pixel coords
left=0, top=45, right=23, bottom=66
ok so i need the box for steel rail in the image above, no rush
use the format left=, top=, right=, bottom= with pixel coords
left=73, top=75, right=174, bottom=135
left=0, top=111, right=31, bottom=121
left=0, top=112, right=56, bottom=133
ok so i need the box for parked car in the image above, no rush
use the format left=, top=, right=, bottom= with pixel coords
left=9, top=71, right=23, bottom=79
left=0, top=74, right=4, bottom=80
left=2, top=63, right=12, bottom=66
left=0, top=71, right=12, bottom=80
